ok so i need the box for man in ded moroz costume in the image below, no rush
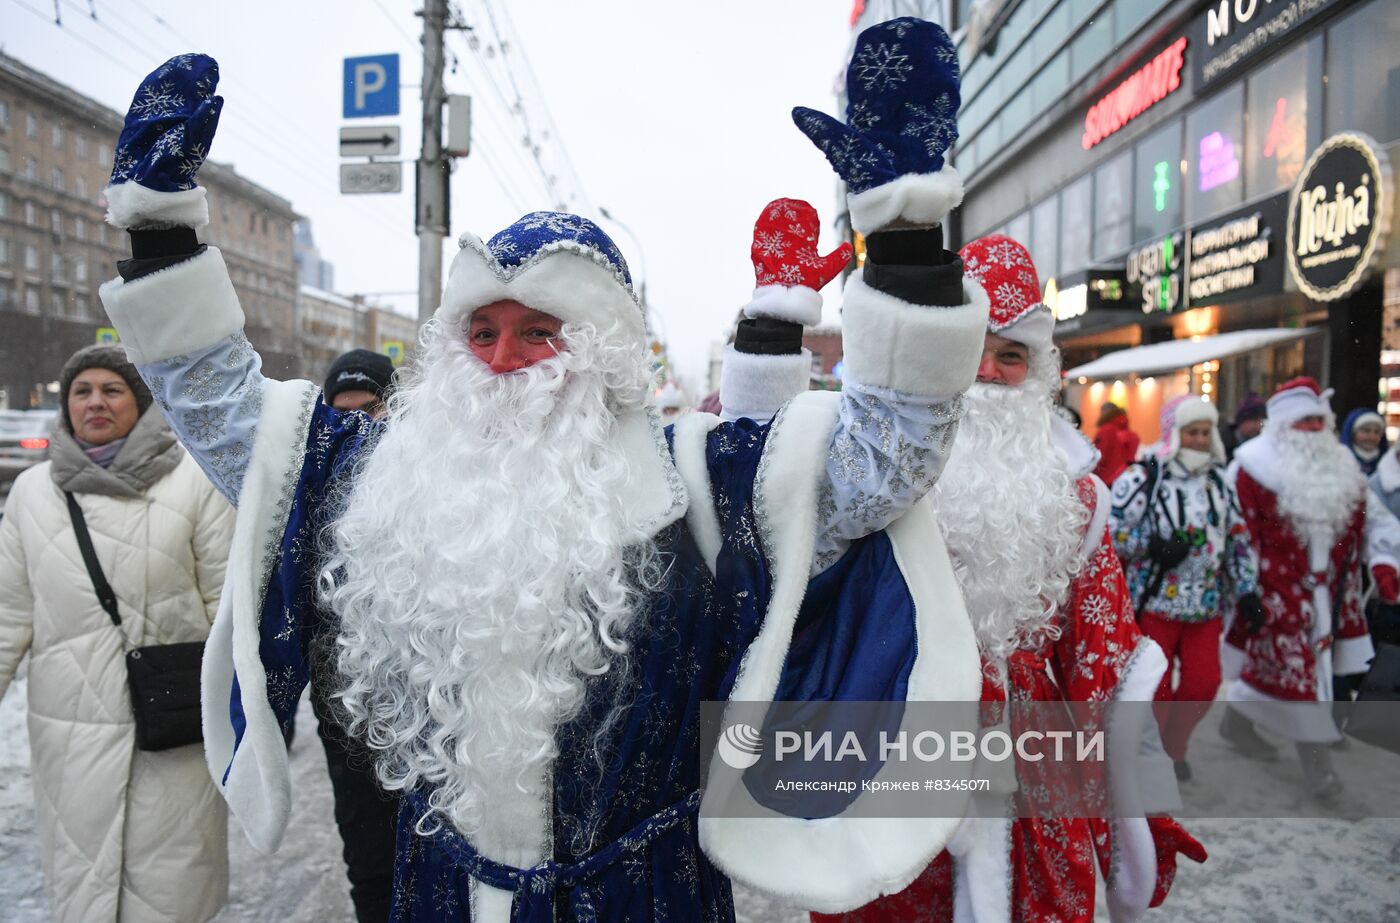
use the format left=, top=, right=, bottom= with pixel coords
left=816, top=235, right=1204, bottom=923
left=99, top=21, right=1000, bottom=922
left=1222, top=378, right=1400, bottom=799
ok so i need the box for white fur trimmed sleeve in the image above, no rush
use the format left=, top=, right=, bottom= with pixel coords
left=809, top=272, right=988, bottom=574
left=1365, top=488, right=1400, bottom=571
left=99, top=246, right=270, bottom=505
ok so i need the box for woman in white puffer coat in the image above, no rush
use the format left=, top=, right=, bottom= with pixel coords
left=0, top=345, right=234, bottom=923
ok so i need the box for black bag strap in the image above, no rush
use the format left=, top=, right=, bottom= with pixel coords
left=64, top=492, right=122, bottom=629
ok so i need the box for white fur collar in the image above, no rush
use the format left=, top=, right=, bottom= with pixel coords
left=1378, top=450, right=1400, bottom=494
left=1050, top=413, right=1099, bottom=480
left=1232, top=431, right=1282, bottom=492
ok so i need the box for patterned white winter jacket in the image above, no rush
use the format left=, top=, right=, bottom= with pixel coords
left=0, top=447, right=233, bottom=923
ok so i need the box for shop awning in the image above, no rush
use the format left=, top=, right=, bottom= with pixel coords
left=1064, top=327, right=1321, bottom=381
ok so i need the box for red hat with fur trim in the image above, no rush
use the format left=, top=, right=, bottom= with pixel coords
left=1267, top=376, right=1334, bottom=428
left=958, top=234, right=1053, bottom=355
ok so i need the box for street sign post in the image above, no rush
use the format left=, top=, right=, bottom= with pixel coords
left=343, top=54, right=400, bottom=118
left=340, top=126, right=401, bottom=157
left=340, top=162, right=403, bottom=194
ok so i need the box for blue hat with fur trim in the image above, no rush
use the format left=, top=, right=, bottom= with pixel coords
left=438, top=211, right=644, bottom=347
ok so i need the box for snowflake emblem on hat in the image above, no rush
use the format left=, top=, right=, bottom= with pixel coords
left=486, top=210, right=632, bottom=287
left=959, top=234, right=1044, bottom=331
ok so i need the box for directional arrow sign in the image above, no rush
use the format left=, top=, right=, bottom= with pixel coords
left=341, top=162, right=402, bottom=194
left=340, top=125, right=401, bottom=157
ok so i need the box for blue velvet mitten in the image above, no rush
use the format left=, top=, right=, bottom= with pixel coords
left=105, top=53, right=223, bottom=230
left=793, top=18, right=962, bottom=234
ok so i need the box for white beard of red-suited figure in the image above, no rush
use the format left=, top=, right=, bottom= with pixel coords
left=932, top=381, right=1089, bottom=670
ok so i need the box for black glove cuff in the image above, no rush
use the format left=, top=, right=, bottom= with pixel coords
left=862, top=228, right=964, bottom=307
left=129, top=227, right=200, bottom=259
left=734, top=318, right=804, bottom=356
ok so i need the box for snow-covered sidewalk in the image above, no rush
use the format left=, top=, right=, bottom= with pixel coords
left=3, top=677, right=1399, bottom=921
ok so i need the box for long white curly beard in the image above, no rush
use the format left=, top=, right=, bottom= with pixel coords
left=321, top=321, right=656, bottom=842
left=1273, top=424, right=1365, bottom=549
left=932, top=381, right=1089, bottom=667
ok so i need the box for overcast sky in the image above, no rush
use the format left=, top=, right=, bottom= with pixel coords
left=5, top=0, right=861, bottom=392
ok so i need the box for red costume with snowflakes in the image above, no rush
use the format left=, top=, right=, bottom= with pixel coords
left=815, top=236, right=1203, bottom=923
left=1223, top=378, right=1400, bottom=742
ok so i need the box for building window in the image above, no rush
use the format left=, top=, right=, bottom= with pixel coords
left=0, top=238, right=8, bottom=265
left=1246, top=42, right=1315, bottom=199
left=24, top=201, right=36, bottom=225
left=51, top=122, right=63, bottom=149
left=96, top=143, right=111, bottom=166
left=74, top=216, right=85, bottom=240
left=25, top=286, right=40, bottom=313
left=74, top=257, right=88, bottom=284
left=23, top=156, right=37, bottom=182
left=1070, top=12, right=1113, bottom=84
left=1094, top=149, right=1133, bottom=258
left=25, top=112, right=37, bottom=139
left=51, top=167, right=64, bottom=192
left=52, top=292, right=63, bottom=314
left=24, top=244, right=39, bottom=272
left=0, top=191, right=7, bottom=219
left=1325, top=0, right=1400, bottom=143
left=0, top=146, right=8, bottom=173
left=1187, top=84, right=1245, bottom=223
left=0, top=100, right=9, bottom=131
left=1132, top=119, right=1182, bottom=242
left=52, top=253, right=65, bottom=282
left=75, top=134, right=87, bottom=160
left=74, top=175, right=87, bottom=199
left=0, top=281, right=9, bottom=307
left=51, top=208, right=62, bottom=232
left=1060, top=173, right=1094, bottom=273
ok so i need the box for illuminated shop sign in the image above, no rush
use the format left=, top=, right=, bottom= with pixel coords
left=1127, top=233, right=1185, bottom=314
left=1046, top=270, right=1133, bottom=332
left=1286, top=132, right=1393, bottom=302
left=1195, top=0, right=1353, bottom=88
left=1186, top=194, right=1286, bottom=306
left=1198, top=131, right=1241, bottom=192
left=1082, top=37, right=1188, bottom=150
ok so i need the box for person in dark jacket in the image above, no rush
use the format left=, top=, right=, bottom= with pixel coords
left=324, top=348, right=395, bottom=419
left=1223, top=393, right=1266, bottom=461
left=1341, top=408, right=1388, bottom=476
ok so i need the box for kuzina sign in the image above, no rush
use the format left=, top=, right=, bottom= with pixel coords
left=1082, top=37, right=1188, bottom=150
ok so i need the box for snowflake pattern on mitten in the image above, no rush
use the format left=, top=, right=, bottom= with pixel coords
left=792, top=18, right=960, bottom=195
left=750, top=198, right=851, bottom=291
left=111, top=54, right=222, bottom=193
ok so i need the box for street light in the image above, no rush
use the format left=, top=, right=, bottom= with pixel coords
left=598, top=206, right=649, bottom=314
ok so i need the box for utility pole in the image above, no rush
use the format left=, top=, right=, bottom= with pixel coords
left=417, top=0, right=449, bottom=325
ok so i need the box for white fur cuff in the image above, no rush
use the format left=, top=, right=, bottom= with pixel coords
left=839, top=271, right=989, bottom=397
left=719, top=346, right=811, bottom=424
left=104, top=182, right=210, bottom=230
left=744, top=285, right=823, bottom=326
left=847, top=169, right=964, bottom=235
left=1334, top=634, right=1376, bottom=677
left=99, top=247, right=245, bottom=364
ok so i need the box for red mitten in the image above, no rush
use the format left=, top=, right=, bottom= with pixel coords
left=745, top=198, right=853, bottom=326
left=1147, top=816, right=1207, bottom=907
left=1373, top=564, right=1400, bottom=604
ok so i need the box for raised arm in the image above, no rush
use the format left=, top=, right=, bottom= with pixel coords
left=97, top=55, right=277, bottom=505
left=792, top=20, right=987, bottom=573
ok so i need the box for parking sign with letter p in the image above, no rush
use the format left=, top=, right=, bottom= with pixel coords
left=343, top=54, right=400, bottom=118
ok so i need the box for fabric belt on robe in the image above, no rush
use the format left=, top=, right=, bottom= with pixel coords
left=401, top=788, right=702, bottom=922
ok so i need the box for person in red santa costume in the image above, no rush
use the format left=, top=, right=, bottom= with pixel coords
left=813, top=234, right=1204, bottom=923
left=1220, top=377, right=1400, bottom=799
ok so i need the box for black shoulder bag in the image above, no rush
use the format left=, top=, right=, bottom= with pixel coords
left=66, top=492, right=205, bottom=751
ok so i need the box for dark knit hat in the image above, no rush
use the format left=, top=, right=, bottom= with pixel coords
left=59, top=344, right=153, bottom=432
left=1233, top=393, right=1267, bottom=425
left=324, top=349, right=395, bottom=404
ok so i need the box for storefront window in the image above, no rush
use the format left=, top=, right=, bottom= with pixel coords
left=1245, top=42, right=1313, bottom=198
left=1071, top=13, right=1113, bottom=83
left=1006, top=211, right=1032, bottom=251
left=1187, top=84, right=1244, bottom=222
left=1031, top=196, right=1060, bottom=279
left=1325, top=0, right=1400, bottom=143
left=1061, top=173, right=1093, bottom=273
left=1094, top=149, right=1133, bottom=259
left=1133, top=120, right=1182, bottom=242
left=1029, top=51, right=1070, bottom=112
left=1114, top=0, right=1162, bottom=44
